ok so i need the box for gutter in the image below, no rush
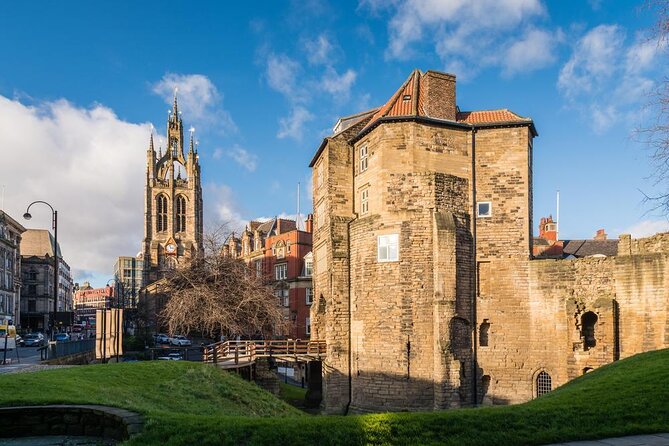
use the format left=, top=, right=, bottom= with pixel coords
left=471, top=126, right=478, bottom=407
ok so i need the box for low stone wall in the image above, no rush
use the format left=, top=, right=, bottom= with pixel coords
left=0, top=405, right=143, bottom=440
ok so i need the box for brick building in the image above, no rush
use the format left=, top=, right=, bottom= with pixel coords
left=310, top=68, right=669, bottom=414
left=0, top=211, right=26, bottom=326
left=73, top=282, right=115, bottom=327
left=224, top=216, right=313, bottom=339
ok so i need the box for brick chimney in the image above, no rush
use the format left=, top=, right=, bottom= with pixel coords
left=422, top=70, right=456, bottom=121
left=594, top=229, right=607, bottom=240
left=539, top=215, right=557, bottom=243
left=305, top=214, right=313, bottom=233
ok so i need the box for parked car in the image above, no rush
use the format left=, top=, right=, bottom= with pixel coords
left=157, top=352, right=182, bottom=361
left=170, top=335, right=192, bottom=347
left=55, top=333, right=70, bottom=342
left=23, top=333, right=45, bottom=347
left=154, top=333, right=171, bottom=344
left=15, top=334, right=24, bottom=347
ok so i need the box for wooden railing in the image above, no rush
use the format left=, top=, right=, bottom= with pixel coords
left=202, top=339, right=326, bottom=368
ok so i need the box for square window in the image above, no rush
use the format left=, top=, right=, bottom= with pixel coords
left=477, top=202, right=492, bottom=218
left=378, top=234, right=399, bottom=262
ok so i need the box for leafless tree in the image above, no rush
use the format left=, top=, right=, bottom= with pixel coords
left=159, top=226, right=286, bottom=339
left=638, top=1, right=669, bottom=211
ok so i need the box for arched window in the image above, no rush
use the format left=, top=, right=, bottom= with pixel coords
left=479, top=319, right=490, bottom=347
left=536, top=371, right=552, bottom=397
left=176, top=196, right=186, bottom=233
left=156, top=195, right=168, bottom=232
left=581, top=312, right=597, bottom=350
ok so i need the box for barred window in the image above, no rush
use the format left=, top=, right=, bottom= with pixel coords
left=536, top=371, right=552, bottom=397
left=156, top=195, right=168, bottom=232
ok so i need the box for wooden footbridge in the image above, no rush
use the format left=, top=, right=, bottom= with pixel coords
left=202, top=339, right=326, bottom=369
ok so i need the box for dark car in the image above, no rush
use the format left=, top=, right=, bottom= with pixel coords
left=23, top=333, right=45, bottom=347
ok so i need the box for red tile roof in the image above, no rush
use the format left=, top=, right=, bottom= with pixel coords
left=456, top=109, right=529, bottom=124
left=358, top=69, right=533, bottom=137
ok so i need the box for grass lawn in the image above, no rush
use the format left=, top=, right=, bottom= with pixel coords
left=0, top=349, right=668, bottom=445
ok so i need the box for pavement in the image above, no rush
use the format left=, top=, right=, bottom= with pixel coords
left=546, top=433, right=669, bottom=446
left=0, top=346, right=46, bottom=374
left=0, top=436, right=115, bottom=445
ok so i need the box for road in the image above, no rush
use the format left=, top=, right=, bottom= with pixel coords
left=0, top=346, right=45, bottom=374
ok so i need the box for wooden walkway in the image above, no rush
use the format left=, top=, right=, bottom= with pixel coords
left=202, top=339, right=326, bottom=369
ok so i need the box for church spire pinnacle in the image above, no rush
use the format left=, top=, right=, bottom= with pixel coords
left=189, top=127, right=195, bottom=153
left=148, top=133, right=155, bottom=152
left=172, top=87, right=179, bottom=120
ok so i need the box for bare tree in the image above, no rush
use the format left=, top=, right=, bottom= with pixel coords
left=159, top=227, right=286, bottom=339
left=638, top=1, right=669, bottom=211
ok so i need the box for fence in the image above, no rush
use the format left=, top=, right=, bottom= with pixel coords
left=203, top=339, right=326, bottom=368
left=42, top=339, right=96, bottom=360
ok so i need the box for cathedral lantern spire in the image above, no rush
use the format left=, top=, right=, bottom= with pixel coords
left=189, top=127, right=195, bottom=155
left=172, top=88, right=179, bottom=121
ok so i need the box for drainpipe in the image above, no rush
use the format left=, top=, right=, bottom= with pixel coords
left=471, top=126, right=478, bottom=406
left=345, top=144, right=356, bottom=415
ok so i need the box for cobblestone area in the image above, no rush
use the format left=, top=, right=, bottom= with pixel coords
left=546, top=433, right=669, bottom=446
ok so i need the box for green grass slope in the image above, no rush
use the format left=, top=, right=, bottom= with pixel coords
left=1, top=349, right=668, bottom=445
left=0, top=361, right=301, bottom=418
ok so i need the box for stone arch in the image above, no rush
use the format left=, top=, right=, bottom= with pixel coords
left=533, top=369, right=553, bottom=397
left=479, top=319, right=490, bottom=347
left=581, top=311, right=598, bottom=350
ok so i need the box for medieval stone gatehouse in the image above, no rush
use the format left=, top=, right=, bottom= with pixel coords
left=310, top=69, right=669, bottom=414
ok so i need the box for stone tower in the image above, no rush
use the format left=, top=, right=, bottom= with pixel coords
left=142, top=92, right=204, bottom=285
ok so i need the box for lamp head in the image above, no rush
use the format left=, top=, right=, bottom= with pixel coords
left=23, top=212, right=32, bottom=220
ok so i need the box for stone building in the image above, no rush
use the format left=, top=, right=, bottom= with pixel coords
left=0, top=211, right=26, bottom=326
left=20, top=229, right=73, bottom=332
left=309, top=68, right=669, bottom=414
left=141, top=93, right=203, bottom=285
left=224, top=216, right=314, bottom=339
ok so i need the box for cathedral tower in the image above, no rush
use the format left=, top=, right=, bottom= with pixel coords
left=142, top=92, right=204, bottom=285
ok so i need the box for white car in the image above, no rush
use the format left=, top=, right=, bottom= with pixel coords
left=157, top=352, right=183, bottom=361
left=170, top=335, right=192, bottom=347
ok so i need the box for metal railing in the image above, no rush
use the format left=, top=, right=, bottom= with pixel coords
left=203, top=339, right=326, bottom=368
left=43, top=339, right=95, bottom=360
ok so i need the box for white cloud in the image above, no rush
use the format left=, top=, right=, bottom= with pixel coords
left=376, top=0, right=549, bottom=77
left=151, top=73, right=236, bottom=134
left=558, top=26, right=664, bottom=132
left=0, top=95, right=151, bottom=280
left=320, top=67, right=357, bottom=99
left=205, top=183, right=246, bottom=234
left=305, top=34, right=335, bottom=65
left=226, top=146, right=258, bottom=172
left=622, top=219, right=669, bottom=238
left=266, top=54, right=302, bottom=99
left=503, top=28, right=560, bottom=76
left=278, top=106, right=314, bottom=140
left=212, top=148, right=224, bottom=160
left=558, top=25, right=624, bottom=98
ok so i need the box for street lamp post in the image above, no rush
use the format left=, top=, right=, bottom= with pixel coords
left=23, top=201, right=58, bottom=341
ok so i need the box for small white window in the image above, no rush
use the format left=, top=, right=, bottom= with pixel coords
left=275, top=263, right=287, bottom=280
left=361, top=188, right=369, bottom=215
left=359, top=146, right=368, bottom=173
left=378, top=234, right=399, bottom=262
left=306, top=317, right=311, bottom=335
left=305, top=260, right=313, bottom=277
left=306, top=287, right=313, bottom=305
left=477, top=202, right=492, bottom=218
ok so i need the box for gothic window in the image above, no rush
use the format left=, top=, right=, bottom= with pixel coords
left=156, top=195, right=168, bottom=232
left=581, top=311, right=598, bottom=350
left=176, top=196, right=186, bottom=233
left=536, top=371, right=552, bottom=397
left=479, top=319, right=490, bottom=347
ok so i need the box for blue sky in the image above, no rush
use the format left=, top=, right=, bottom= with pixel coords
left=0, top=0, right=666, bottom=285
